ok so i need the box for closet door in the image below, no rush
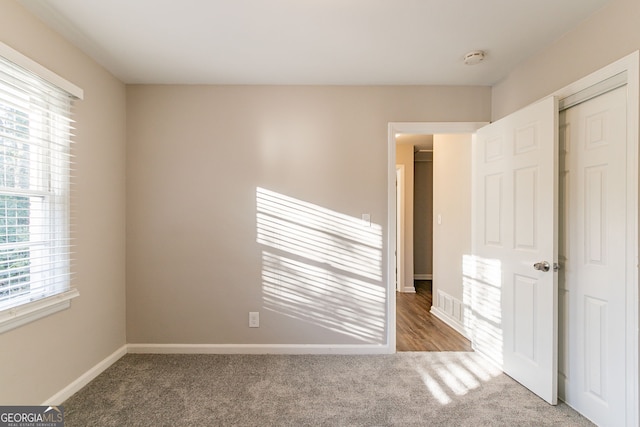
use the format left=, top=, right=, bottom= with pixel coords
left=559, top=85, right=627, bottom=426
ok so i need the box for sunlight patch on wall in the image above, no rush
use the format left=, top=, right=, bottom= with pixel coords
left=256, top=187, right=384, bottom=342
left=463, top=254, right=504, bottom=367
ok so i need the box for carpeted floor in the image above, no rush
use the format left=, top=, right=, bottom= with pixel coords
left=63, top=352, right=594, bottom=426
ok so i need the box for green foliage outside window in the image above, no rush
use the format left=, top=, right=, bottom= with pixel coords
left=0, top=103, right=31, bottom=299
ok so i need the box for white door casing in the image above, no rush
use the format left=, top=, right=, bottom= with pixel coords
left=473, top=96, right=558, bottom=404
left=559, top=85, right=628, bottom=426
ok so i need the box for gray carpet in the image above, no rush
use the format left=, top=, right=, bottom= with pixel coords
left=63, top=352, right=594, bottom=426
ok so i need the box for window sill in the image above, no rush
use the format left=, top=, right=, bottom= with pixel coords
left=0, top=288, right=79, bottom=334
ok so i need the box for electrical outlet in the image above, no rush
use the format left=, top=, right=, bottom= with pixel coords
left=249, top=311, right=259, bottom=328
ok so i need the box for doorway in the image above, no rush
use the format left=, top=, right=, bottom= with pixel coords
left=395, top=132, right=477, bottom=351
left=396, top=136, right=474, bottom=351
left=387, top=122, right=486, bottom=353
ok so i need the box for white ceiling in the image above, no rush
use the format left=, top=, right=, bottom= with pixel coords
left=19, top=0, right=611, bottom=86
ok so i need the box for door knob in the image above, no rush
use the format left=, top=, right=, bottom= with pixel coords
left=533, top=261, right=551, bottom=272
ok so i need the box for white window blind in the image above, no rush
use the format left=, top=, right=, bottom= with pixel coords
left=0, top=45, right=80, bottom=330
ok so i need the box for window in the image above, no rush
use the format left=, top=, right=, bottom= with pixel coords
left=0, top=43, right=82, bottom=333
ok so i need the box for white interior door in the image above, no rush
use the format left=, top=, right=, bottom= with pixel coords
left=473, top=96, right=558, bottom=404
left=558, top=85, right=627, bottom=426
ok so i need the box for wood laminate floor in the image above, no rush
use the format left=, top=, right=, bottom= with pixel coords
left=396, top=280, right=473, bottom=352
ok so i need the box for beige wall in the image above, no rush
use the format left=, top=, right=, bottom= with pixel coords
left=492, top=0, right=640, bottom=119
left=432, top=134, right=472, bottom=302
left=0, top=2, right=127, bottom=404
left=127, top=85, right=490, bottom=344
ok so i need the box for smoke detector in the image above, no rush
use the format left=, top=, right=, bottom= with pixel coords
left=464, top=50, right=485, bottom=65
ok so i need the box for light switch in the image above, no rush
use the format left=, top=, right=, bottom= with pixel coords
left=249, top=312, right=259, bottom=328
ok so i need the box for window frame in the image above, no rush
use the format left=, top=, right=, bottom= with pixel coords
left=0, top=42, right=82, bottom=334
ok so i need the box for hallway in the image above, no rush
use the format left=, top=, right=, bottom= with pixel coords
left=396, top=280, right=473, bottom=352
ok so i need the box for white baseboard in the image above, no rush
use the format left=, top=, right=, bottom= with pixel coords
left=127, top=343, right=392, bottom=355
left=400, top=286, right=416, bottom=293
left=413, top=274, right=432, bottom=280
left=431, top=289, right=471, bottom=340
left=42, top=344, right=127, bottom=405
left=430, top=306, right=470, bottom=339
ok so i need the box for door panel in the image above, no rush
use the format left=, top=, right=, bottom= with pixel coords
left=514, top=167, right=537, bottom=249
left=484, top=174, right=503, bottom=245
left=513, top=274, right=536, bottom=360
left=474, top=96, right=558, bottom=404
